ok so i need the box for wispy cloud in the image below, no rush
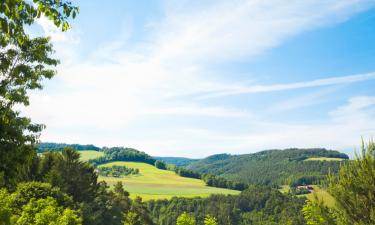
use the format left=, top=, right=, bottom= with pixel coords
left=200, top=72, right=375, bottom=98
left=19, top=0, right=375, bottom=156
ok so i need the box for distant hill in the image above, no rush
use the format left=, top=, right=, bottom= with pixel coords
left=38, top=142, right=101, bottom=152
left=186, top=148, right=349, bottom=186
left=153, top=156, right=199, bottom=166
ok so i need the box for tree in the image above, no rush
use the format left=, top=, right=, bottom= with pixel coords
left=0, top=0, right=78, bottom=188
left=0, top=182, right=81, bottom=225
left=303, top=140, right=375, bottom=225
left=43, top=148, right=98, bottom=203
left=204, top=215, right=218, bottom=225
left=155, top=160, right=166, bottom=170
left=14, top=197, right=82, bottom=225
left=176, top=212, right=196, bottom=225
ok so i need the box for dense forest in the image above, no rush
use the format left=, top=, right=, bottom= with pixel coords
left=154, top=157, right=199, bottom=167
left=147, top=185, right=306, bottom=225
left=89, top=147, right=156, bottom=166
left=186, top=148, right=349, bottom=186
left=38, top=143, right=101, bottom=152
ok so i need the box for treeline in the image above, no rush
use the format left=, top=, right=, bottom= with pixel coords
left=38, top=142, right=101, bottom=153
left=201, top=174, right=247, bottom=191
left=89, top=147, right=156, bottom=166
left=167, top=165, right=247, bottom=191
left=154, top=157, right=198, bottom=167
left=146, top=185, right=306, bottom=225
left=97, top=165, right=140, bottom=177
left=187, top=148, right=348, bottom=186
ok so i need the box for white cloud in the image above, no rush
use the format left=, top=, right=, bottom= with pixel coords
left=19, top=0, right=375, bottom=157
left=200, top=72, right=375, bottom=98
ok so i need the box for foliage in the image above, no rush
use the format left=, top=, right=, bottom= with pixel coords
left=155, top=160, right=167, bottom=170
left=201, top=173, right=247, bottom=191
left=302, top=197, right=337, bottom=225
left=154, top=157, right=198, bottom=167
left=176, top=212, right=196, bottom=225
left=98, top=165, right=139, bottom=177
left=14, top=197, right=82, bottom=225
left=0, top=182, right=81, bottom=225
left=0, top=0, right=78, bottom=189
left=147, top=185, right=306, bottom=225
left=187, top=148, right=348, bottom=186
left=203, top=215, right=217, bottom=225
left=174, top=167, right=201, bottom=179
left=303, top=140, right=375, bottom=225
left=89, top=147, right=156, bottom=166
left=38, top=142, right=101, bottom=153
left=33, top=148, right=98, bottom=203
left=122, top=197, right=154, bottom=225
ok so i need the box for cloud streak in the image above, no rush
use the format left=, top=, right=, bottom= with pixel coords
left=200, top=72, right=375, bottom=98
left=19, top=0, right=375, bottom=157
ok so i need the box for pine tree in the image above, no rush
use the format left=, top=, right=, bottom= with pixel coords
left=303, top=140, right=375, bottom=225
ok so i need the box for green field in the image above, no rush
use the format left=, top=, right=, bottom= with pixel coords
left=279, top=185, right=335, bottom=208
left=304, top=157, right=345, bottom=161
left=306, top=185, right=336, bottom=208
left=79, top=150, right=104, bottom=161
left=98, top=161, right=240, bottom=200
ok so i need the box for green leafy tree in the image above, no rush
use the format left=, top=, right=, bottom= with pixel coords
left=14, top=197, right=82, bottom=225
left=303, top=140, right=375, bottom=225
left=0, top=182, right=81, bottom=225
left=0, top=0, right=78, bottom=188
left=176, top=212, right=196, bottom=225
left=154, top=160, right=167, bottom=170
left=204, top=215, right=218, bottom=225
left=302, top=196, right=336, bottom=225
left=0, top=189, right=12, bottom=225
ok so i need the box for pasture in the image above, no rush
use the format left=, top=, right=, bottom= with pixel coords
left=98, top=161, right=240, bottom=200
left=304, top=157, right=346, bottom=161
left=79, top=150, right=104, bottom=161
left=279, top=185, right=335, bottom=208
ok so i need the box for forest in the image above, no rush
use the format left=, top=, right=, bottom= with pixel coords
left=186, top=148, right=348, bottom=186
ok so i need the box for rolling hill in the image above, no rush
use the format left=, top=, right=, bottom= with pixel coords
left=153, top=156, right=198, bottom=166
left=186, top=148, right=349, bottom=186
left=97, top=161, right=239, bottom=200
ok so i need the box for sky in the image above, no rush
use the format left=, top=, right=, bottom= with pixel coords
left=22, top=0, right=375, bottom=158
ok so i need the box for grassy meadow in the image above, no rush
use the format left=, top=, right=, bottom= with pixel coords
left=306, top=185, right=336, bottom=208
left=79, top=150, right=104, bottom=161
left=304, top=157, right=346, bottom=161
left=98, top=161, right=240, bottom=200
left=279, top=185, right=335, bottom=208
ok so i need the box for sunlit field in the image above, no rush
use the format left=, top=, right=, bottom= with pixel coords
left=304, top=157, right=346, bottom=162
left=98, top=161, right=240, bottom=200
left=79, top=150, right=104, bottom=161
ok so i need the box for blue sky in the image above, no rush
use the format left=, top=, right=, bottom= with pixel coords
left=23, top=0, right=375, bottom=157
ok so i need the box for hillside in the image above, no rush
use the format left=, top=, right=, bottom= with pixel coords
left=186, top=148, right=349, bottom=186
left=38, top=142, right=101, bottom=152
left=153, top=156, right=199, bottom=166
left=98, top=161, right=239, bottom=200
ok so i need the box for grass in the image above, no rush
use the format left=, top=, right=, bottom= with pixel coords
left=98, top=161, right=240, bottom=201
left=280, top=185, right=336, bottom=208
left=79, top=150, right=104, bottom=161
left=304, top=157, right=345, bottom=162
left=306, top=185, right=336, bottom=208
